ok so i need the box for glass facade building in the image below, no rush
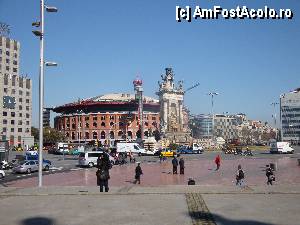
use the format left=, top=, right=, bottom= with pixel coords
left=281, top=88, right=300, bottom=145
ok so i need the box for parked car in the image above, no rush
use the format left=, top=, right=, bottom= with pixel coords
left=0, top=169, right=5, bottom=179
left=13, top=160, right=51, bottom=174
left=78, top=151, right=115, bottom=168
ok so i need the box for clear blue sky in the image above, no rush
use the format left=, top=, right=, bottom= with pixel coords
left=1, top=0, right=299, bottom=127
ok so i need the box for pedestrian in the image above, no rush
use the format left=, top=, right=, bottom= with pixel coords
left=235, top=164, right=245, bottom=186
left=179, top=157, right=185, bottom=174
left=159, top=152, right=163, bottom=163
left=266, top=164, right=275, bottom=185
left=134, top=162, right=143, bottom=184
left=172, top=156, right=178, bottom=174
left=96, top=153, right=112, bottom=192
left=215, top=154, right=221, bottom=171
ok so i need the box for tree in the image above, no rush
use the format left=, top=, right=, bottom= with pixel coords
left=31, top=127, right=39, bottom=141
left=31, top=127, right=66, bottom=143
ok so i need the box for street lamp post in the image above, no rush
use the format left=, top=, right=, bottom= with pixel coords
left=271, top=102, right=279, bottom=141
left=32, top=0, right=57, bottom=187
left=208, top=92, right=219, bottom=141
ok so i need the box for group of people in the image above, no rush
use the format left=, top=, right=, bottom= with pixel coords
left=214, top=154, right=276, bottom=186
left=171, top=156, right=185, bottom=174
left=96, top=151, right=276, bottom=192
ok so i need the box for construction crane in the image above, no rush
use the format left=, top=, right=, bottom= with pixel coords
left=184, top=82, right=200, bottom=93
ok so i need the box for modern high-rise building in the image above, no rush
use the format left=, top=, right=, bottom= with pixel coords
left=280, top=88, right=300, bottom=144
left=0, top=35, right=33, bottom=147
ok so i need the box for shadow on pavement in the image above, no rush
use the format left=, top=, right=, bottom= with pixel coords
left=188, top=212, right=275, bottom=225
left=21, top=217, right=56, bottom=225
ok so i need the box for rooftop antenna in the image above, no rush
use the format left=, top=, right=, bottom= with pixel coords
left=0, top=22, right=10, bottom=37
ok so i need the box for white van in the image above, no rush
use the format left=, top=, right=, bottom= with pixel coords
left=192, top=143, right=204, bottom=153
left=116, top=142, right=153, bottom=155
left=78, top=151, right=115, bottom=167
left=270, top=141, right=294, bottom=154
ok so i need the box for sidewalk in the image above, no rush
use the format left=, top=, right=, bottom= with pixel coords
left=0, top=185, right=299, bottom=225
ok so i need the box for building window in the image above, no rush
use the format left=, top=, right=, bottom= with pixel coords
left=6, top=58, right=9, bottom=64
left=14, top=53, right=18, bottom=58
left=85, top=132, right=89, bottom=139
left=4, top=88, right=7, bottom=93
left=100, top=131, right=106, bottom=139
left=110, top=115, right=114, bottom=120
left=13, top=68, right=17, bottom=73
left=19, top=90, right=23, bottom=95
left=101, top=122, right=105, bottom=127
left=85, top=117, right=89, bottom=121
left=13, top=60, right=17, bottom=65
left=26, top=91, right=30, bottom=96
left=145, top=122, right=149, bottom=126
left=93, top=122, right=97, bottom=128
left=11, top=112, right=15, bottom=117
left=6, top=51, right=9, bottom=56
left=19, top=105, right=22, bottom=110
left=2, top=128, right=7, bottom=133
left=19, top=113, right=22, bottom=117
left=18, top=128, right=22, bottom=132
left=19, top=78, right=23, bottom=87
left=6, top=66, right=9, bottom=71
left=18, top=136, right=21, bottom=142
left=14, top=41, right=18, bottom=50
left=18, top=120, right=22, bottom=125
left=26, top=128, right=30, bottom=133
left=26, top=80, right=31, bottom=89
left=118, top=131, right=123, bottom=137
left=11, top=89, right=15, bottom=94
left=101, top=116, right=105, bottom=120
left=11, top=128, right=14, bottom=132
left=26, top=121, right=29, bottom=125
left=3, top=111, right=7, bottom=116
left=85, top=123, right=89, bottom=128
left=4, top=74, right=8, bottom=85
left=72, top=123, right=75, bottom=129
left=26, top=113, right=30, bottom=118
left=26, top=99, right=30, bottom=103
left=26, top=106, right=30, bottom=111
left=11, top=120, right=15, bottom=125
left=152, top=117, right=156, bottom=120
left=12, top=76, right=16, bottom=86
left=19, top=98, right=22, bottom=102
left=110, top=122, right=114, bottom=127
left=92, top=132, right=97, bottom=139
left=93, top=116, right=97, bottom=121
left=6, top=39, right=10, bottom=48
left=110, top=131, right=114, bottom=139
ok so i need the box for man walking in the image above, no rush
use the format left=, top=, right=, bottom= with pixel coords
left=96, top=154, right=112, bottom=192
left=266, top=164, right=275, bottom=185
left=235, top=164, right=245, bottom=186
left=215, top=154, right=221, bottom=171
left=172, top=156, right=178, bottom=174
left=179, top=157, right=185, bottom=175
left=134, top=162, right=143, bottom=184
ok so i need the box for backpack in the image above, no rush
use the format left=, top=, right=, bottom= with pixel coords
left=238, top=169, right=244, bottom=179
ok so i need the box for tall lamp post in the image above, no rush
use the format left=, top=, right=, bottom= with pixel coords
left=32, top=0, right=57, bottom=187
left=208, top=92, right=219, bottom=141
left=271, top=102, right=279, bottom=141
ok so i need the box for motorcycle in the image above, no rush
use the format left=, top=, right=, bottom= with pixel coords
left=0, top=160, right=13, bottom=170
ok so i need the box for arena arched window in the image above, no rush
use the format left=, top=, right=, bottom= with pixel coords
left=92, top=131, right=97, bottom=139
left=101, top=131, right=106, bottom=139
left=144, top=122, right=149, bottom=126
left=71, top=132, right=75, bottom=140
left=144, top=131, right=149, bottom=137
left=118, top=131, right=123, bottom=137
left=110, top=122, right=114, bottom=127
left=127, top=131, right=132, bottom=139
left=101, top=122, right=105, bottom=127
left=72, top=123, right=76, bottom=129
left=85, top=132, right=89, bottom=139
left=66, top=132, right=70, bottom=137
left=85, top=123, right=89, bottom=128
left=93, top=122, right=97, bottom=128
left=110, top=131, right=114, bottom=139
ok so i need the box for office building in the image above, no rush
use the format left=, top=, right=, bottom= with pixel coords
left=0, top=35, right=33, bottom=146
left=281, top=88, right=300, bottom=144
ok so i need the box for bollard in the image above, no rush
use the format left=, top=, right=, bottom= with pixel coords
left=270, top=163, right=277, bottom=171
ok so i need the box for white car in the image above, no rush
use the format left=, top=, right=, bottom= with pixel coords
left=26, top=150, right=38, bottom=156
left=0, top=169, right=5, bottom=179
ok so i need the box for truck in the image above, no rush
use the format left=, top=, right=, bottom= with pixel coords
left=116, top=142, right=153, bottom=156
left=270, top=141, right=294, bottom=154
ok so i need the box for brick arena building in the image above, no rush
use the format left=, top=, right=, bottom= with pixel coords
left=53, top=93, right=160, bottom=146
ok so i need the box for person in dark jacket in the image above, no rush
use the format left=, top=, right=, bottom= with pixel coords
left=134, top=162, right=143, bottom=184
left=96, top=154, right=112, bottom=192
left=266, top=164, right=275, bottom=185
left=172, top=156, right=178, bottom=174
left=179, top=157, right=185, bottom=174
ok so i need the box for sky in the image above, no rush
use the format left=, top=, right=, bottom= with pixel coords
left=0, top=0, right=299, bottom=127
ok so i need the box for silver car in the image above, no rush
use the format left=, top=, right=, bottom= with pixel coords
left=13, top=160, right=50, bottom=174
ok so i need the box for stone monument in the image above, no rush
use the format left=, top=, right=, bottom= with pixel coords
left=157, top=68, right=191, bottom=144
